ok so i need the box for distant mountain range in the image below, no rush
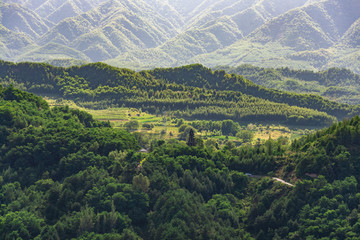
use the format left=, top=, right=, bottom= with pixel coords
left=1, top=0, right=359, bottom=73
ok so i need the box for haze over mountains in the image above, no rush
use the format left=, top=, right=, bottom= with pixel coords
left=1, top=0, right=359, bottom=73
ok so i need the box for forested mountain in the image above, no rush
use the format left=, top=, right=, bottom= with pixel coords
left=3, top=60, right=360, bottom=127
left=248, top=0, right=360, bottom=50
left=192, top=0, right=360, bottom=73
left=3, top=0, right=109, bottom=24
left=1, top=0, right=359, bottom=73
left=2, top=86, right=360, bottom=239
left=109, top=0, right=311, bottom=67
left=0, top=3, right=49, bottom=39
left=215, top=65, right=360, bottom=105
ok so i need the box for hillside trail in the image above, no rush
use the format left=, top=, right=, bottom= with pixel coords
left=249, top=175, right=294, bottom=187
left=272, top=177, right=294, bottom=187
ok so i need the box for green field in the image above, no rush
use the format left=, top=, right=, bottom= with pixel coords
left=46, top=98, right=315, bottom=145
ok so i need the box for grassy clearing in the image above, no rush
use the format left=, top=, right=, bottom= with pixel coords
left=45, top=98, right=314, bottom=144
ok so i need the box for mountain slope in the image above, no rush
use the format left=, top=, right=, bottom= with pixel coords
left=338, top=18, right=360, bottom=48
left=0, top=24, right=34, bottom=58
left=0, top=3, right=49, bottom=39
left=14, top=42, right=91, bottom=62
left=35, top=0, right=181, bottom=61
left=248, top=0, right=360, bottom=49
left=46, top=0, right=83, bottom=24
left=41, top=0, right=109, bottom=24
left=108, top=0, right=313, bottom=68
left=188, top=0, right=360, bottom=72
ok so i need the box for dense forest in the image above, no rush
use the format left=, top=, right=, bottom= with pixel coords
left=1, top=60, right=359, bottom=127
left=215, top=65, right=360, bottom=105
left=2, top=86, right=360, bottom=239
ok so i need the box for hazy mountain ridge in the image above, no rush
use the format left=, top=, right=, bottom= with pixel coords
left=0, top=0, right=359, bottom=72
left=107, top=0, right=315, bottom=68
left=338, top=18, right=360, bottom=48
left=4, top=0, right=109, bottom=24
left=13, top=0, right=183, bottom=62
left=0, top=3, right=49, bottom=39
left=191, top=0, right=360, bottom=73
left=248, top=0, right=360, bottom=49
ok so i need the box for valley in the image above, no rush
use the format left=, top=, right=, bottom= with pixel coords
left=1, top=0, right=360, bottom=239
left=46, top=97, right=310, bottom=146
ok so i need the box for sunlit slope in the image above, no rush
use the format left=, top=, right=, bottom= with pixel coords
left=2, top=60, right=360, bottom=126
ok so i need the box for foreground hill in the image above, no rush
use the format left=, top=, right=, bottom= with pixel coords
left=2, top=86, right=360, bottom=239
left=2, top=60, right=360, bottom=127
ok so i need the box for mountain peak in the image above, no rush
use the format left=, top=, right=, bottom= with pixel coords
left=338, top=18, right=360, bottom=48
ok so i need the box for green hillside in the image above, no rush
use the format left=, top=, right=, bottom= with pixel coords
left=147, top=64, right=357, bottom=119
left=2, top=60, right=356, bottom=127
left=215, top=64, right=360, bottom=104
left=290, top=116, right=360, bottom=180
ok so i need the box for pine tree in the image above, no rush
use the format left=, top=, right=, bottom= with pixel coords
left=187, top=128, right=196, bottom=147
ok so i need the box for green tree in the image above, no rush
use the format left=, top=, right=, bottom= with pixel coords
left=123, top=120, right=140, bottom=131
left=0, top=211, right=44, bottom=239
left=187, top=128, right=196, bottom=147
left=133, top=174, right=150, bottom=192
left=221, top=120, right=239, bottom=136
left=236, top=130, right=254, bottom=143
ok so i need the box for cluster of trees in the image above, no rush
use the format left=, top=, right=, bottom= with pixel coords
left=290, top=116, right=360, bottom=181
left=2, top=60, right=357, bottom=127
left=188, top=119, right=254, bottom=142
left=0, top=86, right=142, bottom=239
left=245, top=175, right=360, bottom=239
left=186, top=119, right=240, bottom=136
left=2, top=86, right=360, bottom=239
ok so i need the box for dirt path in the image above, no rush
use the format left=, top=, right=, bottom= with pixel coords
left=249, top=175, right=294, bottom=187
left=272, top=177, right=294, bottom=187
